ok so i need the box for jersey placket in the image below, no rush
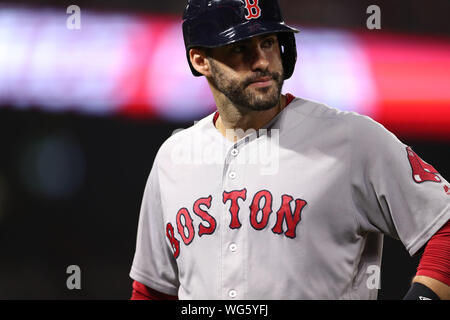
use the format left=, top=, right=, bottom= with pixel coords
left=220, top=137, right=250, bottom=300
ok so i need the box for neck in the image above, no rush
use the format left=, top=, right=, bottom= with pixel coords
left=213, top=93, right=287, bottom=142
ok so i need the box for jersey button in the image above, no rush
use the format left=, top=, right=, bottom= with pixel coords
left=229, top=289, right=237, bottom=298
left=231, top=148, right=239, bottom=157
left=229, top=171, right=237, bottom=179
left=229, top=243, right=237, bottom=252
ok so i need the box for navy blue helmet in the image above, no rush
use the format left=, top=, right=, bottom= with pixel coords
left=182, top=0, right=299, bottom=79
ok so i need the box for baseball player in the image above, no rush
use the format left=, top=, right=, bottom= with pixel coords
left=129, top=0, right=449, bottom=300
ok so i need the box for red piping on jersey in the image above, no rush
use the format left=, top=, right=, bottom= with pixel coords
left=213, top=110, right=220, bottom=127
left=416, top=220, right=450, bottom=286
left=213, top=93, right=296, bottom=127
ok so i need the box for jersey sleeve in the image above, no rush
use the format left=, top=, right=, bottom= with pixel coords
left=348, top=114, right=450, bottom=256
left=129, top=154, right=180, bottom=296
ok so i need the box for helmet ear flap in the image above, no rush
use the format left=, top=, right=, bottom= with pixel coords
left=277, top=32, right=298, bottom=80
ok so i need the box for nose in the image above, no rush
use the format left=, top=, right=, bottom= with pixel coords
left=248, top=45, right=269, bottom=72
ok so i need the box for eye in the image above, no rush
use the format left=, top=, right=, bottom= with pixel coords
left=232, top=45, right=245, bottom=53
left=262, top=37, right=276, bottom=48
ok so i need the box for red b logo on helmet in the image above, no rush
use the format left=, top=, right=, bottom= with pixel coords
left=244, top=0, right=261, bottom=20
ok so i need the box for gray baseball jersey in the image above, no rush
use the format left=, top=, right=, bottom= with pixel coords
left=130, top=94, right=450, bottom=299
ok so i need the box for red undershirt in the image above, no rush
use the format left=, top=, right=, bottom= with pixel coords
left=416, top=220, right=450, bottom=286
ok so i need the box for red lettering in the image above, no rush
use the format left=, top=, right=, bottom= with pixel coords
left=193, top=196, right=216, bottom=237
left=249, top=190, right=273, bottom=230
left=444, top=185, right=450, bottom=195
left=176, top=208, right=195, bottom=245
left=272, top=195, right=307, bottom=238
left=223, top=189, right=247, bottom=229
left=166, top=223, right=180, bottom=259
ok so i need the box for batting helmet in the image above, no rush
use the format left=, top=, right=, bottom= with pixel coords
left=182, top=0, right=299, bottom=79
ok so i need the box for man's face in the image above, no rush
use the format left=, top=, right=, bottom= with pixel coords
left=206, top=33, right=285, bottom=111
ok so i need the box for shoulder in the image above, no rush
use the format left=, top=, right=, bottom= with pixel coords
left=287, top=96, right=399, bottom=141
left=283, top=96, right=406, bottom=163
left=286, top=96, right=351, bottom=119
left=154, top=112, right=217, bottom=164
left=287, top=96, right=373, bottom=126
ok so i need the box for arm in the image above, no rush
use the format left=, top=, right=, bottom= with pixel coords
left=129, top=158, right=180, bottom=299
left=131, top=280, right=178, bottom=300
left=404, top=220, right=450, bottom=300
left=412, top=276, right=449, bottom=300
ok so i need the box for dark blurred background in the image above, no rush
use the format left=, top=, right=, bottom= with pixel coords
left=4, top=0, right=450, bottom=36
left=0, top=0, right=449, bottom=300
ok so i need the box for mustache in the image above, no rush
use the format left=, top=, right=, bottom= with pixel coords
left=244, top=71, right=282, bottom=87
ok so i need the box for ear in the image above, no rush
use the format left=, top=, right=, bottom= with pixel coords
left=189, top=48, right=211, bottom=77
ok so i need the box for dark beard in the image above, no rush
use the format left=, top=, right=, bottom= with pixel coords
left=209, top=61, right=284, bottom=111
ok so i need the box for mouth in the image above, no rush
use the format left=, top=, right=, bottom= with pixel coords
left=248, top=76, right=273, bottom=88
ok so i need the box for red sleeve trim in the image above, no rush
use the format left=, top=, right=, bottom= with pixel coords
left=416, top=220, right=450, bottom=286
left=130, top=281, right=178, bottom=300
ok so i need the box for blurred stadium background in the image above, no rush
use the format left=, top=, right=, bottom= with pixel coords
left=0, top=0, right=449, bottom=299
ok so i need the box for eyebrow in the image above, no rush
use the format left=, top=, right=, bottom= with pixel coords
left=231, top=34, right=276, bottom=47
left=260, top=34, right=276, bottom=40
